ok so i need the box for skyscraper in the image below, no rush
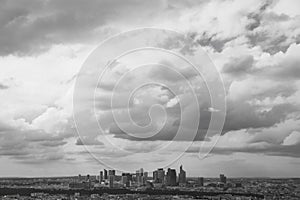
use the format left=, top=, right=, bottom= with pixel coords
left=109, top=174, right=115, bottom=188
left=178, top=165, right=186, bottom=185
left=136, top=168, right=145, bottom=186
left=198, top=177, right=204, bottom=186
left=99, top=171, right=103, bottom=183
left=166, top=168, right=177, bottom=186
left=143, top=171, right=148, bottom=180
left=121, top=173, right=131, bottom=187
left=220, top=174, right=227, bottom=184
left=109, top=169, right=116, bottom=176
left=104, top=169, right=108, bottom=180
left=157, top=168, right=165, bottom=183
left=153, top=170, right=158, bottom=183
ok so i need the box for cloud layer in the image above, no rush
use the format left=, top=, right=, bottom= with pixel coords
left=0, top=0, right=300, bottom=176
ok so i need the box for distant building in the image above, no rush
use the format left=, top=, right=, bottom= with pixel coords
left=166, top=168, right=177, bottom=186
left=99, top=171, right=103, bottom=183
left=121, top=175, right=128, bottom=187
left=144, top=172, right=148, bottom=180
left=109, top=170, right=116, bottom=176
left=104, top=169, right=108, bottom=180
left=121, top=173, right=131, bottom=187
left=220, top=174, right=227, bottom=184
left=108, top=175, right=115, bottom=188
left=136, top=168, right=145, bottom=186
left=198, top=177, right=204, bottom=186
left=153, top=170, right=158, bottom=183
left=178, top=165, right=186, bottom=185
left=157, top=168, right=165, bottom=183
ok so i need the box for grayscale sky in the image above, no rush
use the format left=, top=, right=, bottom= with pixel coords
left=0, top=0, right=300, bottom=177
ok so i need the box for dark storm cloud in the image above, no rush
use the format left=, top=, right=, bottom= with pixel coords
left=0, top=0, right=166, bottom=55
left=223, top=102, right=297, bottom=133
left=109, top=100, right=297, bottom=142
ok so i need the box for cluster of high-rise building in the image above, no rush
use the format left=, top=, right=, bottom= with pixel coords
left=152, top=165, right=186, bottom=186
left=94, top=166, right=188, bottom=188
left=72, top=165, right=228, bottom=189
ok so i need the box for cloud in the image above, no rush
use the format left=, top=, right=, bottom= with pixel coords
left=0, top=84, right=76, bottom=164
left=223, top=102, right=298, bottom=133
left=258, top=43, right=300, bottom=80
left=148, top=60, right=199, bottom=82
left=222, top=55, right=254, bottom=77
left=186, top=123, right=300, bottom=158
left=0, top=0, right=168, bottom=56
left=283, top=131, right=300, bottom=145
left=1, top=0, right=300, bottom=176
left=0, top=122, right=69, bottom=163
left=75, top=137, right=104, bottom=146
left=207, top=142, right=300, bottom=158
left=0, top=83, right=9, bottom=90
left=246, top=13, right=300, bottom=54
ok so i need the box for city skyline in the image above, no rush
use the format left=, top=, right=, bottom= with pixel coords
left=0, top=0, right=300, bottom=179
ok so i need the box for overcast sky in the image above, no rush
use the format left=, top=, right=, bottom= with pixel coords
left=0, top=0, right=300, bottom=177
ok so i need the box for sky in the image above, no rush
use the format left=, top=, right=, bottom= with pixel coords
left=0, top=0, right=300, bottom=177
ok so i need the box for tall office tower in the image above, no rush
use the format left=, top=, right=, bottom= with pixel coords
left=121, top=173, right=131, bottom=187
left=78, top=174, right=82, bottom=181
left=178, top=165, right=186, bottom=185
left=136, top=168, right=144, bottom=186
left=157, top=168, right=165, bottom=183
left=86, top=174, right=90, bottom=181
left=135, top=170, right=140, bottom=177
left=143, top=171, right=148, bottom=180
left=121, top=173, right=127, bottom=187
left=166, top=168, right=177, bottom=186
left=153, top=170, right=158, bottom=183
left=109, top=169, right=116, bottom=176
left=220, top=174, right=227, bottom=184
left=104, top=169, right=108, bottom=180
left=136, top=168, right=143, bottom=177
left=109, top=175, right=115, bottom=188
left=137, top=175, right=144, bottom=186
left=99, top=171, right=103, bottom=183
left=198, top=177, right=204, bottom=186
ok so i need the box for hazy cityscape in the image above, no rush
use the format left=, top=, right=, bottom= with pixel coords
left=1, top=0, right=300, bottom=199
left=1, top=165, right=300, bottom=199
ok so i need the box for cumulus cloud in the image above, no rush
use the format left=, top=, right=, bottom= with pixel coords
left=0, top=0, right=169, bottom=55
left=0, top=83, right=9, bottom=90
left=0, top=121, right=69, bottom=163
left=186, top=119, right=300, bottom=158
left=222, top=55, right=254, bottom=77
left=1, top=0, right=300, bottom=176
